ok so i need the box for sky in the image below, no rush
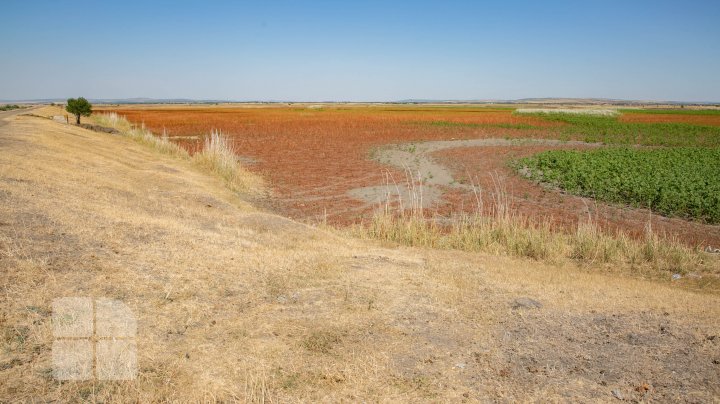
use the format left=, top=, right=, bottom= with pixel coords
left=1, top=0, right=719, bottom=102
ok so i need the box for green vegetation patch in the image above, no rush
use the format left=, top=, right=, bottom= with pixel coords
left=619, top=108, right=720, bottom=116
left=526, top=112, right=720, bottom=147
left=515, top=147, right=720, bottom=223
left=424, top=120, right=538, bottom=130
left=0, top=104, right=22, bottom=111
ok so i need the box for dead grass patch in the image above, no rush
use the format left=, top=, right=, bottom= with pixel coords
left=351, top=175, right=718, bottom=284
left=302, top=329, right=343, bottom=354
left=92, top=112, right=264, bottom=196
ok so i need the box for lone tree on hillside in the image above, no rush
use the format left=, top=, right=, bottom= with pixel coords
left=66, top=97, right=92, bottom=124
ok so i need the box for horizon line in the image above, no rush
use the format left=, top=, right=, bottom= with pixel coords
left=3, top=97, right=720, bottom=105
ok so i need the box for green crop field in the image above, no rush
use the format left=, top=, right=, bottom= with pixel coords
left=425, top=120, right=537, bottom=129
left=525, top=112, right=720, bottom=147
left=515, top=147, right=720, bottom=223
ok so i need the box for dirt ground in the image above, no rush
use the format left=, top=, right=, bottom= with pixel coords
left=1, top=111, right=719, bottom=401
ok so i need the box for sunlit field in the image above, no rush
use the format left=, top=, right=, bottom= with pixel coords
left=95, top=104, right=720, bottom=248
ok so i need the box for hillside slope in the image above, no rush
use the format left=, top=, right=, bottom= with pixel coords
left=1, top=113, right=718, bottom=402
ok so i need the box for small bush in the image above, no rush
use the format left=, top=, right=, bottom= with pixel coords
left=0, top=104, right=22, bottom=111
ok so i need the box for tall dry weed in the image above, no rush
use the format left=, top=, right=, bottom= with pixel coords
left=353, top=172, right=714, bottom=277
left=92, top=113, right=263, bottom=195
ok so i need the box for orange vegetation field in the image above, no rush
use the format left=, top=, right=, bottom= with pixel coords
left=97, top=106, right=559, bottom=220
left=96, top=105, right=720, bottom=247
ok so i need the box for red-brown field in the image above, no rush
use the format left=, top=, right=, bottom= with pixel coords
left=97, top=105, right=720, bottom=247
left=97, top=106, right=559, bottom=219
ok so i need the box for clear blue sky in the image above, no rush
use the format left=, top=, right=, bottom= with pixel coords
left=1, top=0, right=719, bottom=102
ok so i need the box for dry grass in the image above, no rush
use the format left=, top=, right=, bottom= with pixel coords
left=93, top=112, right=264, bottom=196
left=94, top=112, right=189, bottom=158
left=192, top=129, right=264, bottom=194
left=352, top=174, right=718, bottom=282
left=1, top=113, right=719, bottom=401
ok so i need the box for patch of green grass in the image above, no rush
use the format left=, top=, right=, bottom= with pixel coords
left=515, top=147, right=720, bottom=223
left=619, top=108, right=720, bottom=116
left=0, top=104, right=22, bottom=111
left=424, top=120, right=538, bottom=130
left=381, top=107, right=515, bottom=113
left=526, top=112, right=720, bottom=147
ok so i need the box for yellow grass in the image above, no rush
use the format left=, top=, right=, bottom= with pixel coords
left=93, top=112, right=264, bottom=196
left=351, top=173, right=718, bottom=282
left=355, top=211, right=715, bottom=279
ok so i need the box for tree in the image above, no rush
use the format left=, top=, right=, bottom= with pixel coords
left=66, top=97, right=92, bottom=124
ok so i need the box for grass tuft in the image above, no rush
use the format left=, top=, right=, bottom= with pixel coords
left=94, top=112, right=188, bottom=158
left=192, top=130, right=264, bottom=194
left=92, top=113, right=264, bottom=195
left=352, top=174, right=716, bottom=279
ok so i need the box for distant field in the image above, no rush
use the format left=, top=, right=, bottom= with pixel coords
left=516, top=147, right=720, bottom=223
left=620, top=108, right=720, bottom=115
left=618, top=111, right=720, bottom=126
left=519, top=112, right=720, bottom=146
left=94, top=106, right=556, bottom=222
left=95, top=104, right=720, bottom=246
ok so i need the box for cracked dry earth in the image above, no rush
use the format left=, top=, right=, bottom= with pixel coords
left=1, top=112, right=719, bottom=402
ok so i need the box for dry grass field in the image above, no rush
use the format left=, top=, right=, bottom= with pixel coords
left=1, top=108, right=719, bottom=401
